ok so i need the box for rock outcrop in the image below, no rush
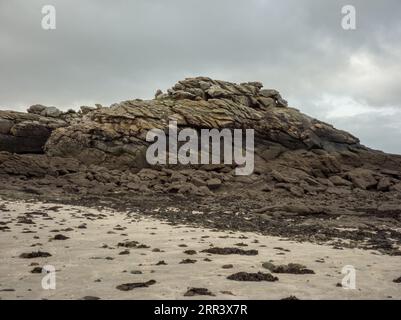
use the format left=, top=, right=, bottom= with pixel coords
left=1, top=77, right=401, bottom=255
left=0, top=110, right=65, bottom=154
left=0, top=77, right=401, bottom=198
left=44, top=77, right=360, bottom=170
left=0, top=106, right=83, bottom=154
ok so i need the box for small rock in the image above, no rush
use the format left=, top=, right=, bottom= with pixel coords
left=116, top=280, right=156, bottom=291
left=40, top=106, right=62, bottom=118
left=262, top=262, right=315, bottom=274
left=184, top=288, right=215, bottom=297
left=30, top=267, right=43, bottom=273
left=20, top=251, right=52, bottom=259
left=81, top=296, right=101, bottom=300
left=206, top=178, right=222, bottom=190
left=53, top=234, right=69, bottom=240
left=119, top=250, right=130, bottom=255
left=80, top=106, right=96, bottom=114
left=27, top=104, right=46, bottom=114
left=155, top=89, right=163, bottom=99
left=180, top=259, right=197, bottom=264
left=377, top=177, right=392, bottom=192
left=130, top=270, right=143, bottom=275
left=202, top=247, right=258, bottom=256
left=281, top=296, right=299, bottom=300
left=227, top=272, right=278, bottom=282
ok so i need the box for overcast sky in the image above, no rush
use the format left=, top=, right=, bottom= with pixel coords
left=1, top=0, right=400, bottom=154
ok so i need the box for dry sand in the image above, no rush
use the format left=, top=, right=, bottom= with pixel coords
left=0, top=198, right=400, bottom=300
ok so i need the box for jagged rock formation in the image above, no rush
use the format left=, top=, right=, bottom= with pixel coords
left=0, top=77, right=400, bottom=190
left=1, top=77, right=401, bottom=198
left=44, top=77, right=361, bottom=169
left=1, top=77, right=401, bottom=255
left=40, top=78, right=401, bottom=192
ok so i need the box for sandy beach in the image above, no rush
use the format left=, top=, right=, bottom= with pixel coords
left=0, top=198, right=400, bottom=300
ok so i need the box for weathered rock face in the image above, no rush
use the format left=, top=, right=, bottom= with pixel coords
left=1, top=77, right=401, bottom=198
left=44, top=77, right=360, bottom=169
left=0, top=106, right=83, bottom=154
left=0, top=111, right=65, bottom=154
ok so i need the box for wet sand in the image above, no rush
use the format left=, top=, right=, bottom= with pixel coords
left=0, top=198, right=400, bottom=300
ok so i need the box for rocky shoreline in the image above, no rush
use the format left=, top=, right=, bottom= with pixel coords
left=1, top=77, right=401, bottom=256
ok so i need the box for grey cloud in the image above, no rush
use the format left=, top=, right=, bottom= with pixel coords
left=0, top=0, right=400, bottom=153
left=324, top=111, right=401, bottom=154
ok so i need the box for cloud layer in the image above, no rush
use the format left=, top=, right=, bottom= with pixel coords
left=1, top=0, right=400, bottom=153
